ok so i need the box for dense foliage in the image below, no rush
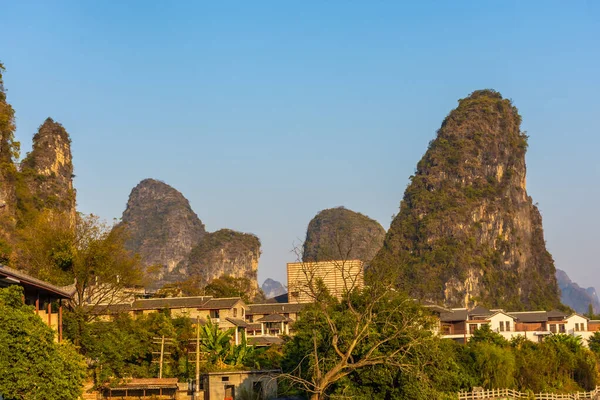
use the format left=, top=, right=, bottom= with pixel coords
left=372, top=89, right=561, bottom=310
left=0, top=286, right=85, bottom=400
left=302, top=207, right=385, bottom=263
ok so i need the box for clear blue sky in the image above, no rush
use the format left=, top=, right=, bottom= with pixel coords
left=2, top=1, right=599, bottom=289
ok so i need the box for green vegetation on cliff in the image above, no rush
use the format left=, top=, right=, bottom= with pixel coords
left=303, top=207, right=385, bottom=263
left=372, top=90, right=560, bottom=310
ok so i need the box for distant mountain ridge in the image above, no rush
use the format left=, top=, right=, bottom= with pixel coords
left=262, top=278, right=286, bottom=299
left=556, top=269, right=600, bottom=314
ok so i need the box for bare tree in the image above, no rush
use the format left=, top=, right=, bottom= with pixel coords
left=281, top=242, right=438, bottom=400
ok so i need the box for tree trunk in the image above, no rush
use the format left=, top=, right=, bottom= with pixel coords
left=310, top=394, right=320, bottom=400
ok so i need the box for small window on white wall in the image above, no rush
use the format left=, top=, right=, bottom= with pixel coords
left=506, top=321, right=511, bottom=331
left=499, top=321, right=504, bottom=332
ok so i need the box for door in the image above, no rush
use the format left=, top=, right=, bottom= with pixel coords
left=224, top=385, right=235, bottom=400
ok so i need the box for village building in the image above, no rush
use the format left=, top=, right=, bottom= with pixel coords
left=201, top=370, right=279, bottom=400
left=439, top=306, right=597, bottom=344
left=287, top=259, right=364, bottom=303
left=0, top=264, right=72, bottom=341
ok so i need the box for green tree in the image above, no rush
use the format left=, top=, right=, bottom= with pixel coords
left=199, top=317, right=235, bottom=368
left=587, top=331, right=600, bottom=354
left=0, top=285, right=85, bottom=399
left=203, top=275, right=265, bottom=303
left=18, top=211, right=142, bottom=319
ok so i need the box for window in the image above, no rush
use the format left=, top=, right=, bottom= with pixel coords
left=574, top=323, right=579, bottom=331
left=499, top=321, right=504, bottom=332
left=469, top=324, right=477, bottom=334
left=233, top=308, right=237, bottom=318
left=559, top=324, right=566, bottom=333
left=210, top=310, right=220, bottom=319
left=505, top=321, right=511, bottom=332
left=248, top=315, right=253, bottom=322
left=550, top=324, right=557, bottom=333
left=221, top=376, right=229, bottom=382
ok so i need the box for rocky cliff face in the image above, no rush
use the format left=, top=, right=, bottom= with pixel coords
left=120, top=179, right=261, bottom=292
left=556, top=269, right=600, bottom=314
left=20, top=118, right=76, bottom=221
left=181, top=229, right=260, bottom=290
left=303, top=207, right=385, bottom=263
left=120, top=179, right=206, bottom=285
left=372, top=90, right=561, bottom=310
left=0, top=64, right=17, bottom=262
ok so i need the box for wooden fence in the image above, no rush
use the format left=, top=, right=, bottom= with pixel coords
left=458, top=387, right=600, bottom=399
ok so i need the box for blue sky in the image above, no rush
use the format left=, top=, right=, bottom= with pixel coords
left=2, top=1, right=599, bottom=289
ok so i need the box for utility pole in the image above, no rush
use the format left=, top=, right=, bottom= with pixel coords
left=195, top=315, right=200, bottom=398
left=159, top=335, right=165, bottom=379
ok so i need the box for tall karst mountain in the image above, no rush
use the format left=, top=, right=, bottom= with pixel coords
left=303, top=207, right=385, bottom=263
left=372, top=90, right=561, bottom=310
left=183, top=229, right=260, bottom=290
left=120, top=179, right=207, bottom=284
left=120, top=179, right=260, bottom=291
left=20, top=118, right=76, bottom=221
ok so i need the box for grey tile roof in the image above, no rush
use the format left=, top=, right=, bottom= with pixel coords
left=225, top=317, right=248, bottom=327
left=198, top=297, right=243, bottom=310
left=0, top=264, right=74, bottom=299
left=247, top=323, right=262, bottom=331
left=440, top=309, right=468, bottom=322
left=247, top=336, right=284, bottom=346
left=131, top=296, right=213, bottom=310
left=508, top=311, right=549, bottom=323
left=257, top=313, right=291, bottom=323
left=247, top=303, right=305, bottom=315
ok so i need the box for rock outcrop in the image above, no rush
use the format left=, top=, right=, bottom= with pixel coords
left=20, top=118, right=76, bottom=221
left=262, top=278, right=286, bottom=299
left=120, top=179, right=261, bottom=292
left=0, top=64, right=17, bottom=262
left=182, top=229, right=260, bottom=290
left=120, top=179, right=206, bottom=285
left=372, top=90, right=561, bottom=310
left=556, top=269, right=600, bottom=314
left=303, top=207, right=385, bottom=263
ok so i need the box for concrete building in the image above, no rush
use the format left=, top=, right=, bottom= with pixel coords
left=439, top=306, right=597, bottom=344
left=201, top=370, right=279, bottom=400
left=287, top=260, right=364, bottom=303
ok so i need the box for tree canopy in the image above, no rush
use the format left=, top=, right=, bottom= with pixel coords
left=0, top=285, right=85, bottom=400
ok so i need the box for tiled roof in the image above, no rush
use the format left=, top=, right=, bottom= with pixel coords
left=440, top=309, right=468, bottom=322
left=247, top=303, right=305, bottom=315
left=508, top=311, right=549, bottom=323
left=131, top=296, right=213, bottom=310
left=257, top=313, right=291, bottom=323
left=247, top=323, right=262, bottom=331
left=198, top=297, right=243, bottom=310
left=0, top=264, right=74, bottom=299
left=101, top=378, right=178, bottom=390
left=226, top=317, right=248, bottom=327
left=247, top=336, right=284, bottom=346
left=548, top=309, right=569, bottom=319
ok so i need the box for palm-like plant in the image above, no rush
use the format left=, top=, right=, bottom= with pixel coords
left=199, top=317, right=234, bottom=368
left=545, top=333, right=583, bottom=352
